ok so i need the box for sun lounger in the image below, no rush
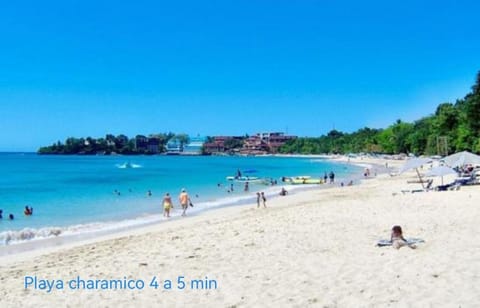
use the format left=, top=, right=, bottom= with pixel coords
left=449, top=184, right=461, bottom=191
left=401, top=179, right=433, bottom=194
left=406, top=179, right=429, bottom=184
left=435, top=183, right=462, bottom=191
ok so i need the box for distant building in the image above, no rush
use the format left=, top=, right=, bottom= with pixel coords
left=242, top=135, right=269, bottom=154
left=203, top=136, right=244, bottom=154
left=261, top=132, right=296, bottom=153
left=135, top=135, right=149, bottom=151
left=166, top=139, right=182, bottom=155
left=147, top=137, right=160, bottom=153
left=183, top=136, right=206, bottom=155
left=201, top=132, right=296, bottom=155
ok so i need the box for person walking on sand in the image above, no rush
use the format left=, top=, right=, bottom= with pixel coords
left=256, top=192, right=261, bottom=208
left=261, top=192, right=267, bottom=208
left=179, top=188, right=191, bottom=217
left=162, top=193, right=173, bottom=218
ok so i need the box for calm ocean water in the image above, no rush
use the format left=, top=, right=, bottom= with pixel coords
left=0, top=153, right=361, bottom=245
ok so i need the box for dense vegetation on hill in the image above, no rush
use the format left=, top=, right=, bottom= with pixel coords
left=37, top=133, right=188, bottom=155
left=279, top=71, right=480, bottom=155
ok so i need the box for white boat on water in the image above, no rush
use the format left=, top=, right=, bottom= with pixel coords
left=226, top=176, right=261, bottom=182
left=117, top=162, right=141, bottom=169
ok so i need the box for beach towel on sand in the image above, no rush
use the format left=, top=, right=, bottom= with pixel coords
left=377, top=238, right=425, bottom=247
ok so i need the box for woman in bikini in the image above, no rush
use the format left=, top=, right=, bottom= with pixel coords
left=162, top=193, right=173, bottom=218
left=391, top=225, right=416, bottom=249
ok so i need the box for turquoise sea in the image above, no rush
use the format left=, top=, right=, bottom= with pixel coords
left=0, top=153, right=361, bottom=245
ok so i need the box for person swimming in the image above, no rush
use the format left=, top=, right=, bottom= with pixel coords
left=9, top=213, right=14, bottom=220
left=24, top=205, right=33, bottom=216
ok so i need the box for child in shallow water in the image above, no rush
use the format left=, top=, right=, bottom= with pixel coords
left=391, top=225, right=416, bottom=249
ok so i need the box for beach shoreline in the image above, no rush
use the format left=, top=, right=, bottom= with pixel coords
left=0, top=154, right=364, bottom=253
left=1, top=155, right=479, bottom=307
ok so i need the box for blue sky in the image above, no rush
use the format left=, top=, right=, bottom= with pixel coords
left=0, top=0, right=479, bottom=151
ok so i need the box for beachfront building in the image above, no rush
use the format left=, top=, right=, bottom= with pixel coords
left=202, top=133, right=296, bottom=155
left=146, top=137, right=160, bottom=153
left=241, top=135, right=269, bottom=155
left=262, top=132, right=297, bottom=153
left=241, top=132, right=296, bottom=154
left=203, top=136, right=245, bottom=155
left=183, top=136, right=207, bottom=155
left=166, top=139, right=182, bottom=155
left=135, top=135, right=162, bottom=153
left=135, top=135, right=149, bottom=151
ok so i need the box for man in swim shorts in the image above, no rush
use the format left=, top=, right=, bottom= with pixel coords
left=179, top=188, right=190, bottom=217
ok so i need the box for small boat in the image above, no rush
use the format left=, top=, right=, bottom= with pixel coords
left=226, top=176, right=261, bottom=182
left=117, top=162, right=141, bottom=169
left=117, top=162, right=133, bottom=168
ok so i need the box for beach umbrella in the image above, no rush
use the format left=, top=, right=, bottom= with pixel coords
left=398, top=157, right=431, bottom=174
left=443, top=151, right=480, bottom=168
left=398, top=157, right=432, bottom=188
left=425, top=166, right=457, bottom=185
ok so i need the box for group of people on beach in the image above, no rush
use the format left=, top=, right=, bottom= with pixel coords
left=161, top=188, right=193, bottom=218
left=323, top=171, right=335, bottom=183
left=256, top=192, right=267, bottom=208
left=0, top=205, right=33, bottom=221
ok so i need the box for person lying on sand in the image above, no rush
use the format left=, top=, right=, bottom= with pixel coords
left=391, top=225, right=416, bottom=249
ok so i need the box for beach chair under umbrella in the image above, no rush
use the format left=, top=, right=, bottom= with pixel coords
left=425, top=165, right=457, bottom=185
left=398, top=157, right=432, bottom=189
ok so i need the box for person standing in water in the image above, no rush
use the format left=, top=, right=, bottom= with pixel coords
left=256, top=192, right=261, bottom=208
left=329, top=171, right=335, bottom=183
left=179, top=188, right=191, bottom=217
left=162, top=193, right=173, bottom=218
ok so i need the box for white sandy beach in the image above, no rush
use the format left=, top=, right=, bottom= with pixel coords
left=0, top=157, right=479, bottom=307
